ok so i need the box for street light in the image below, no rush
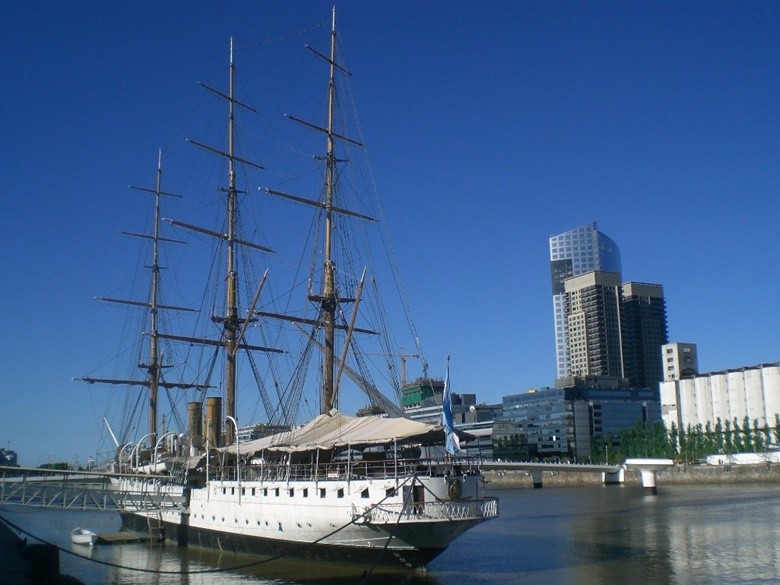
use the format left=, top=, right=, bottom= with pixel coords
left=153, top=432, right=177, bottom=473
left=130, top=433, right=154, bottom=472
left=117, top=442, right=134, bottom=473
left=225, top=415, right=240, bottom=497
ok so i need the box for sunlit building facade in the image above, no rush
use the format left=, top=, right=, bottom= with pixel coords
left=549, top=222, right=622, bottom=380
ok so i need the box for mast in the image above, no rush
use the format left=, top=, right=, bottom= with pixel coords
left=146, top=150, right=164, bottom=446
left=321, top=7, right=338, bottom=414
left=77, top=151, right=208, bottom=450
left=166, top=38, right=280, bottom=446
left=261, top=7, right=375, bottom=415
left=223, top=38, right=239, bottom=444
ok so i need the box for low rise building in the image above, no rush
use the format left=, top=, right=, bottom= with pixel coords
left=661, top=362, right=780, bottom=433
left=502, top=378, right=661, bottom=461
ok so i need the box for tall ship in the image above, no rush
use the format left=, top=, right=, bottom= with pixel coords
left=79, top=9, right=498, bottom=573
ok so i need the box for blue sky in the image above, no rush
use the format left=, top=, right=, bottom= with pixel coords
left=2, top=1, right=779, bottom=467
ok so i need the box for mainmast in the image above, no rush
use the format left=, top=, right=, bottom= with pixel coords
left=166, top=38, right=280, bottom=446
left=221, top=38, right=240, bottom=444
left=321, top=8, right=338, bottom=414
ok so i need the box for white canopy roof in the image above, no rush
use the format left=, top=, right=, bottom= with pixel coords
left=235, top=410, right=449, bottom=455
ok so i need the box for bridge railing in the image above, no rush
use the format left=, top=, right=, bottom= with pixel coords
left=0, top=466, right=185, bottom=512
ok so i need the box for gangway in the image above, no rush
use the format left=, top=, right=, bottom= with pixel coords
left=0, top=466, right=187, bottom=512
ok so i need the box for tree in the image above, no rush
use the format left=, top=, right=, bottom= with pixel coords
left=753, top=419, right=764, bottom=452
left=743, top=415, right=754, bottom=452
left=733, top=418, right=744, bottom=452
left=669, top=422, right=679, bottom=459
left=775, top=414, right=780, bottom=445
left=715, top=418, right=724, bottom=453
left=724, top=419, right=733, bottom=454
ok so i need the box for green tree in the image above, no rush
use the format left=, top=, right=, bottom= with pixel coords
left=724, top=419, right=733, bottom=454
left=753, top=419, right=764, bottom=452
left=714, top=418, right=724, bottom=453
left=733, top=418, right=744, bottom=452
left=743, top=415, right=754, bottom=452
left=669, top=422, right=679, bottom=459
left=775, top=414, right=780, bottom=445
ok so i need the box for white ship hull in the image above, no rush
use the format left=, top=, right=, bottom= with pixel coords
left=116, top=470, right=497, bottom=570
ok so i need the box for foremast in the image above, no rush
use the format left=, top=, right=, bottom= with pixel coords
left=77, top=151, right=208, bottom=449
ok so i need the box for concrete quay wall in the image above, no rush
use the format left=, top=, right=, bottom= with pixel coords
left=484, top=463, right=780, bottom=489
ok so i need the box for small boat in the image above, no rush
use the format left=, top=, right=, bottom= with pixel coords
left=70, top=527, right=97, bottom=546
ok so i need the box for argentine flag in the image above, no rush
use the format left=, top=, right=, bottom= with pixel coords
left=442, top=359, right=461, bottom=455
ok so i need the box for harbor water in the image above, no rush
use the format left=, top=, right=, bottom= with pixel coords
left=1, top=483, right=778, bottom=584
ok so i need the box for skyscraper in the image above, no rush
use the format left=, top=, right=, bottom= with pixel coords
left=564, top=271, right=624, bottom=379
left=549, top=222, right=622, bottom=379
left=621, top=282, right=668, bottom=389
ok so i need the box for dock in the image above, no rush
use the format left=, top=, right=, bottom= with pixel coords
left=95, top=531, right=148, bottom=545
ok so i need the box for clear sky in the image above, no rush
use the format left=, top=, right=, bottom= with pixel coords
left=2, top=1, right=779, bottom=467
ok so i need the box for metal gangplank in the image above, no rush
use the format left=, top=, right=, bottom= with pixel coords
left=0, top=466, right=187, bottom=512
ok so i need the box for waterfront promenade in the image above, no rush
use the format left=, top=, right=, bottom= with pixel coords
left=484, top=461, right=780, bottom=488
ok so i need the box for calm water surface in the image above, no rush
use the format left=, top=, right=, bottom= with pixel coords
left=2, top=483, right=778, bottom=584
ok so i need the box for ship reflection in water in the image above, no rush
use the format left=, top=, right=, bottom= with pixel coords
left=7, top=483, right=780, bottom=584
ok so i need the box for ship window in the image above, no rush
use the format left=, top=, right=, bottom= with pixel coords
left=241, top=488, right=245, bottom=496
left=252, top=488, right=256, bottom=496
left=274, top=488, right=280, bottom=497
left=289, top=488, right=294, bottom=497
left=385, top=488, right=396, bottom=497
left=337, top=488, right=344, bottom=498
left=319, top=488, right=326, bottom=498
left=263, top=488, right=268, bottom=497
left=222, top=488, right=226, bottom=495
left=231, top=488, right=235, bottom=496
left=361, top=488, right=369, bottom=499
left=302, top=488, right=308, bottom=498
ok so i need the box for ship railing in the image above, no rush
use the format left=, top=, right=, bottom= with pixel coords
left=210, top=457, right=488, bottom=484
left=367, top=497, right=499, bottom=524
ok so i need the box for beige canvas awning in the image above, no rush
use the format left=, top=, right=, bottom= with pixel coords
left=234, top=410, right=457, bottom=455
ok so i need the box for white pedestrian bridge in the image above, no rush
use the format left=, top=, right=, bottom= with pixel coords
left=482, top=458, right=674, bottom=493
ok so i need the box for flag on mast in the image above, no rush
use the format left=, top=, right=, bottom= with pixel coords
left=442, top=356, right=461, bottom=455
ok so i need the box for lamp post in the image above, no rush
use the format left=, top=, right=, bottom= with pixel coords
left=130, top=433, right=154, bottom=472
left=153, top=432, right=177, bottom=473
left=225, top=415, right=240, bottom=498
left=118, top=442, right=134, bottom=473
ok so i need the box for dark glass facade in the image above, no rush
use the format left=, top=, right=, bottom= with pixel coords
left=501, top=384, right=661, bottom=461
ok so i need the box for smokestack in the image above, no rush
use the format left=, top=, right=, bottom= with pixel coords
left=187, top=402, right=203, bottom=455
left=205, top=396, right=223, bottom=448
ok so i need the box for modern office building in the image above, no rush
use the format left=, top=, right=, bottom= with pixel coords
left=621, top=282, right=668, bottom=389
left=550, top=223, right=668, bottom=390
left=503, top=378, right=661, bottom=461
left=661, top=362, right=780, bottom=433
left=564, top=271, right=624, bottom=380
left=549, top=222, right=622, bottom=380
left=662, top=342, right=699, bottom=381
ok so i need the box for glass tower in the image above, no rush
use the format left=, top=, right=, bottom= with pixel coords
left=549, top=222, right=621, bottom=380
